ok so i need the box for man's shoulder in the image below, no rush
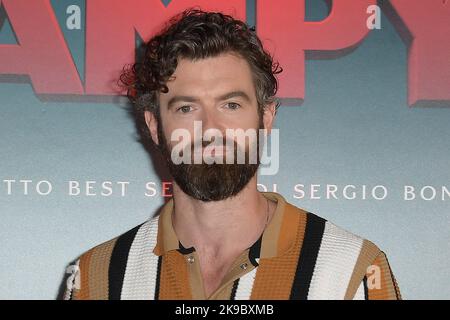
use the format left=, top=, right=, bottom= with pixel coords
left=64, top=217, right=159, bottom=300
left=78, top=216, right=159, bottom=262
left=285, top=200, right=382, bottom=259
left=285, top=202, right=388, bottom=299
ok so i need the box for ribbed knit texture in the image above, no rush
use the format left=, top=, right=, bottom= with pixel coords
left=64, top=193, right=401, bottom=300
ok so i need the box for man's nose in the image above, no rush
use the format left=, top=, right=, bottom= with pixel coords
left=199, top=107, right=222, bottom=133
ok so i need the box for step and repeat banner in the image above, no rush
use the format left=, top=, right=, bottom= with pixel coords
left=0, top=0, right=449, bottom=299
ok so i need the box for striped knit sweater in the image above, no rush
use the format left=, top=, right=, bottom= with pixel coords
left=63, top=192, right=401, bottom=300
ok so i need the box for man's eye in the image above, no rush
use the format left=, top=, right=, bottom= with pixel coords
left=226, top=102, right=241, bottom=110
left=177, top=105, right=192, bottom=113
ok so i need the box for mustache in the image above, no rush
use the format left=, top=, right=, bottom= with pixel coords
left=189, top=137, right=240, bottom=149
left=184, top=138, right=251, bottom=159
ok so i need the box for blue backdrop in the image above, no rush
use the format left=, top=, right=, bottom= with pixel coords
left=0, top=0, right=449, bottom=299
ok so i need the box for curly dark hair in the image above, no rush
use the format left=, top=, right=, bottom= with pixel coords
left=119, top=8, right=282, bottom=139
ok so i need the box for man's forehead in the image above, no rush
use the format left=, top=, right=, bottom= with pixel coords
left=175, top=51, right=250, bottom=70
left=160, top=52, right=256, bottom=100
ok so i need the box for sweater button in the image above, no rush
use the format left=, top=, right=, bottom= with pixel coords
left=240, top=263, right=248, bottom=270
left=187, top=255, right=195, bottom=264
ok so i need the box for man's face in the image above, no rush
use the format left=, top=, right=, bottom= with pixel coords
left=145, top=52, right=274, bottom=201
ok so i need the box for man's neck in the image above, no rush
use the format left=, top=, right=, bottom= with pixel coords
left=171, top=176, right=275, bottom=259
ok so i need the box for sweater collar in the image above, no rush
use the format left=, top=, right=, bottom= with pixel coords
left=152, top=191, right=300, bottom=259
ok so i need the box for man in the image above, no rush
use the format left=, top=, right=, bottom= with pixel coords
left=64, top=9, right=401, bottom=300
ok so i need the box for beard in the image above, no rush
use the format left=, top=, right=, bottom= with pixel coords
left=157, top=119, right=263, bottom=202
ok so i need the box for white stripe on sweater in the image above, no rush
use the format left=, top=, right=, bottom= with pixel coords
left=307, top=221, right=364, bottom=300
left=234, top=267, right=258, bottom=300
left=121, top=217, right=160, bottom=300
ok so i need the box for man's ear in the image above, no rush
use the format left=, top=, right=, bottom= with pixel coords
left=262, top=101, right=277, bottom=134
left=144, top=110, right=160, bottom=146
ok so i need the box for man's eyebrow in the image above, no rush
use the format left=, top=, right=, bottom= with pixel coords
left=167, top=95, right=199, bottom=109
left=216, top=91, right=252, bottom=103
left=166, top=91, right=252, bottom=109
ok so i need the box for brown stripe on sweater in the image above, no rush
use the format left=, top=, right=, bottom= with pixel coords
left=260, top=192, right=286, bottom=258
left=74, top=249, right=93, bottom=300
left=158, top=251, right=193, bottom=300
left=87, top=238, right=117, bottom=300
left=250, top=205, right=306, bottom=299
left=344, top=239, right=381, bottom=299
left=367, top=251, right=401, bottom=300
